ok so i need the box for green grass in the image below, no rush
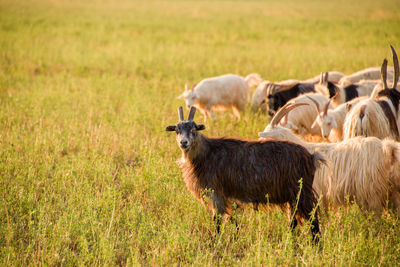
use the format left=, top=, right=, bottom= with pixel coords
left=1, top=0, right=400, bottom=265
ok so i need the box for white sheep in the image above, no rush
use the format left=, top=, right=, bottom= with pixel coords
left=339, top=66, right=394, bottom=87
left=259, top=103, right=400, bottom=213
left=277, top=93, right=332, bottom=137
left=309, top=96, right=368, bottom=141
left=179, top=73, right=262, bottom=120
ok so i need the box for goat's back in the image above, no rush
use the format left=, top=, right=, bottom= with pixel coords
left=186, top=138, right=318, bottom=206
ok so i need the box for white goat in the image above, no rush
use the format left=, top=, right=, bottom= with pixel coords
left=343, top=46, right=400, bottom=141
left=178, top=73, right=262, bottom=120
left=259, top=103, right=400, bottom=213
left=339, top=66, right=394, bottom=87
left=309, top=96, right=368, bottom=141
left=278, top=93, right=332, bottom=137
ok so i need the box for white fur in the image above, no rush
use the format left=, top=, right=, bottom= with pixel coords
left=258, top=126, right=400, bottom=213
left=339, top=67, right=394, bottom=87
left=179, top=73, right=262, bottom=120
left=312, top=96, right=367, bottom=141
left=278, top=93, right=332, bottom=137
left=343, top=97, right=400, bottom=141
left=303, top=71, right=345, bottom=84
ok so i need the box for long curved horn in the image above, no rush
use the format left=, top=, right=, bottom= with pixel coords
left=305, top=95, right=321, bottom=114
left=178, top=106, right=184, bottom=121
left=381, top=58, right=388, bottom=90
left=187, top=106, right=196, bottom=120
left=270, top=102, right=309, bottom=127
left=323, top=99, right=331, bottom=116
left=391, top=45, right=399, bottom=89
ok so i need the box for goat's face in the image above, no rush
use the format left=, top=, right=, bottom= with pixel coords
left=166, top=107, right=205, bottom=151
left=178, top=90, right=198, bottom=108
left=312, top=113, right=337, bottom=138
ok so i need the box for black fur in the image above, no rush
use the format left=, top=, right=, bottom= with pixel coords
left=268, top=83, right=315, bottom=115
left=376, top=100, right=400, bottom=138
left=167, top=117, right=322, bottom=241
left=326, top=81, right=339, bottom=98
left=344, top=84, right=359, bottom=102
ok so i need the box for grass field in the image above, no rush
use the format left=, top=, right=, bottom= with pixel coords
left=1, top=0, right=400, bottom=265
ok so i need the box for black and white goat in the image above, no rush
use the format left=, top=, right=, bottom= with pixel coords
left=315, top=72, right=378, bottom=107
left=166, top=106, right=325, bottom=240
left=266, top=82, right=315, bottom=116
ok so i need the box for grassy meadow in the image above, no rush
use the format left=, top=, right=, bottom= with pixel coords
left=1, top=0, right=400, bottom=265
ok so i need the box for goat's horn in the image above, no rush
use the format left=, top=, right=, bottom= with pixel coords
left=391, top=45, right=399, bottom=89
left=381, top=58, right=388, bottom=90
left=178, top=106, right=184, bottom=121
left=185, top=83, right=189, bottom=91
left=305, top=95, right=321, bottom=113
left=270, top=102, right=309, bottom=127
left=323, top=99, right=331, bottom=116
left=319, top=72, right=323, bottom=84
left=187, top=106, right=196, bottom=120
left=324, top=72, right=329, bottom=83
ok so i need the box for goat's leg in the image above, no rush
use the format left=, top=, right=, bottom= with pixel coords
left=212, top=192, right=227, bottom=233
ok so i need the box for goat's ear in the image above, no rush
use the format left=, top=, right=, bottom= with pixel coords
left=165, top=125, right=176, bottom=132
left=195, top=124, right=205, bottom=131
left=177, top=93, right=184, bottom=99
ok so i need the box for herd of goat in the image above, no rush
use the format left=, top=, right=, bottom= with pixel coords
left=166, top=45, right=400, bottom=241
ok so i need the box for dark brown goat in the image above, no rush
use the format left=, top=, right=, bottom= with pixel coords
left=166, top=106, right=325, bottom=241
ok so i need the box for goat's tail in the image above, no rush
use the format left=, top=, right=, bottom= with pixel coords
left=312, top=152, right=327, bottom=170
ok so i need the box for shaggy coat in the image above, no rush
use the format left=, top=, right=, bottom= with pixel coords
left=343, top=46, right=400, bottom=141
left=343, top=98, right=400, bottom=141
left=179, top=73, right=262, bottom=120
left=259, top=109, right=400, bottom=213
left=166, top=107, right=324, bottom=240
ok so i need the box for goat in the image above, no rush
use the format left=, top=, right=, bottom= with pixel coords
left=166, top=106, right=324, bottom=240
left=178, top=73, right=262, bottom=120
left=309, top=96, right=367, bottom=141
left=315, top=72, right=378, bottom=107
left=251, top=79, right=299, bottom=113
left=339, top=66, right=394, bottom=87
left=278, top=93, right=332, bottom=137
left=266, top=82, right=315, bottom=116
left=259, top=103, right=400, bottom=213
left=343, top=45, right=400, bottom=141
